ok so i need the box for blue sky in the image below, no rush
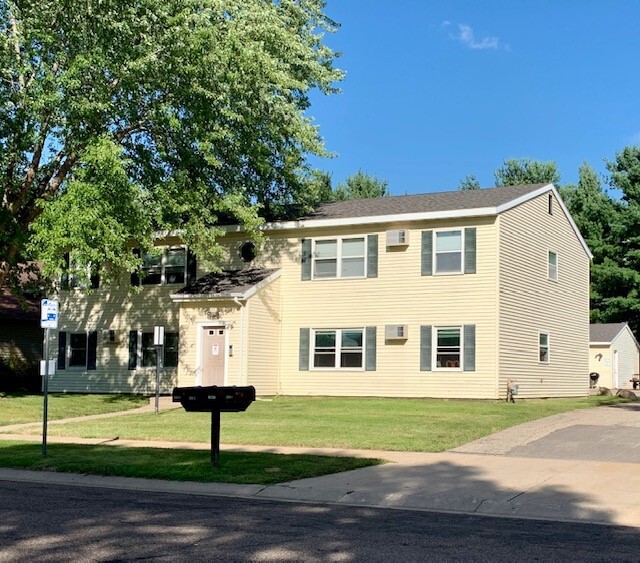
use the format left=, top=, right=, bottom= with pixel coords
left=307, top=0, right=640, bottom=195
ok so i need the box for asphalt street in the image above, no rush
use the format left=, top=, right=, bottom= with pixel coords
left=1, top=480, right=639, bottom=562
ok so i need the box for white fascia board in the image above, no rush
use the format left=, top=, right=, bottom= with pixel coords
left=590, top=341, right=612, bottom=346
left=241, top=269, right=282, bottom=300
left=222, top=207, right=499, bottom=234
left=496, top=184, right=593, bottom=260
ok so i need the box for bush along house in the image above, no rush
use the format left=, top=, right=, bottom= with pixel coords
left=49, top=183, right=592, bottom=400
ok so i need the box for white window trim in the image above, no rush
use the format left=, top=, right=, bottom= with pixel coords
left=311, top=236, right=367, bottom=280
left=539, top=331, right=550, bottom=364
left=433, top=229, right=464, bottom=276
left=141, top=245, right=188, bottom=286
left=432, top=325, right=463, bottom=371
left=310, top=328, right=365, bottom=371
left=136, top=329, right=179, bottom=369
left=548, top=250, right=558, bottom=282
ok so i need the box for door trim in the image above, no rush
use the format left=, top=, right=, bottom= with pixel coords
left=195, top=321, right=229, bottom=386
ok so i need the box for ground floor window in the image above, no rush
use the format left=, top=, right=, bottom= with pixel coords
left=313, top=328, right=363, bottom=369
left=57, top=331, right=97, bottom=370
left=539, top=332, right=550, bottom=363
left=129, top=331, right=179, bottom=369
left=434, top=327, right=461, bottom=369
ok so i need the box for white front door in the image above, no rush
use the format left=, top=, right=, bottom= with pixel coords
left=613, top=349, right=619, bottom=388
left=201, top=327, right=226, bottom=386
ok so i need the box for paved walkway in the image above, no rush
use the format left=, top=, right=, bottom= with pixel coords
left=0, top=400, right=639, bottom=528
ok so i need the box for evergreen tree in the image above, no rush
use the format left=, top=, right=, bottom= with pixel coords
left=494, top=158, right=561, bottom=186
left=458, top=174, right=480, bottom=191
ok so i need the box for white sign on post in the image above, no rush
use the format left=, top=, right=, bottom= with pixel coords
left=40, top=299, right=59, bottom=329
left=153, top=325, right=165, bottom=346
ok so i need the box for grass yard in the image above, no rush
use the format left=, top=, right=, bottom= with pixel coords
left=9, top=395, right=627, bottom=452
left=0, top=441, right=382, bottom=484
left=0, top=393, right=148, bottom=426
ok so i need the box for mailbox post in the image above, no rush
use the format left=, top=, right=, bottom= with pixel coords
left=172, top=385, right=256, bottom=467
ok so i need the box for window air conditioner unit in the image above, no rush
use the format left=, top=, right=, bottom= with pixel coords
left=386, top=229, right=409, bottom=247
left=385, top=324, right=409, bottom=340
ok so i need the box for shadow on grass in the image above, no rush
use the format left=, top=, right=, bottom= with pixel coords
left=0, top=442, right=383, bottom=485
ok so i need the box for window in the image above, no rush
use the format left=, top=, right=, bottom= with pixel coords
left=140, top=246, right=186, bottom=285
left=548, top=251, right=558, bottom=281
left=313, top=329, right=364, bottom=369
left=539, top=332, right=550, bottom=363
left=62, top=253, right=99, bottom=290
left=69, top=333, right=88, bottom=368
left=434, top=230, right=462, bottom=274
left=139, top=332, right=179, bottom=368
left=548, top=194, right=553, bottom=215
left=312, top=237, right=365, bottom=279
left=434, top=327, right=461, bottom=369
left=239, top=241, right=257, bottom=263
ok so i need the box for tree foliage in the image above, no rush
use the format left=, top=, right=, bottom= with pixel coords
left=333, top=170, right=390, bottom=200
left=0, top=0, right=343, bottom=287
left=494, top=158, right=561, bottom=187
left=458, top=174, right=480, bottom=191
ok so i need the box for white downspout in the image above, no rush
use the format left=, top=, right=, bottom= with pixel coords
left=233, top=296, right=245, bottom=386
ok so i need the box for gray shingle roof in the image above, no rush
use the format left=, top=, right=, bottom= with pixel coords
left=589, top=323, right=628, bottom=343
left=174, top=268, right=278, bottom=297
left=300, top=184, right=548, bottom=221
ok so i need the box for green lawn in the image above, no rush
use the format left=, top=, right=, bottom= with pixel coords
left=0, top=441, right=382, bottom=484
left=8, top=395, right=626, bottom=452
left=0, top=393, right=148, bottom=425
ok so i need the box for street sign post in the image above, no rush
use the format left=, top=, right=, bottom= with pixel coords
left=40, top=299, right=59, bottom=456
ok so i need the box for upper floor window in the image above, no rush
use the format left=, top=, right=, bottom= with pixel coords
left=313, top=237, right=365, bottom=279
left=548, top=251, right=558, bottom=281
left=140, top=246, right=186, bottom=285
left=312, top=328, right=364, bottom=369
left=435, top=230, right=462, bottom=274
left=62, top=252, right=99, bottom=290
left=239, top=241, right=257, bottom=263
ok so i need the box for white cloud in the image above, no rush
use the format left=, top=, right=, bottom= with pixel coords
left=445, top=22, right=507, bottom=51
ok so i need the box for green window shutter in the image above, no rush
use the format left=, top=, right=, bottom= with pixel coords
left=420, top=325, right=432, bottom=371
left=299, top=328, right=310, bottom=370
left=367, top=235, right=378, bottom=278
left=463, top=324, right=476, bottom=372
left=90, top=270, right=100, bottom=289
left=421, top=231, right=433, bottom=276
left=365, top=326, right=377, bottom=371
left=87, top=331, right=98, bottom=370
left=128, top=330, right=138, bottom=370
left=57, top=332, right=67, bottom=370
left=301, top=239, right=312, bottom=281
left=464, top=228, right=477, bottom=274
left=187, top=248, right=198, bottom=285
left=61, top=253, right=70, bottom=290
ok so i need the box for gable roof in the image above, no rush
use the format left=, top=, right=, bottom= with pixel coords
left=590, top=323, right=640, bottom=348
left=246, top=183, right=592, bottom=260
left=300, top=183, right=548, bottom=221
left=171, top=268, right=280, bottom=302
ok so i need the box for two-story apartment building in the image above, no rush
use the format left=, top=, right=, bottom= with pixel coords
left=49, top=183, right=592, bottom=399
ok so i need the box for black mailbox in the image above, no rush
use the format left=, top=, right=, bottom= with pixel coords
left=172, top=385, right=256, bottom=412
left=172, top=385, right=256, bottom=467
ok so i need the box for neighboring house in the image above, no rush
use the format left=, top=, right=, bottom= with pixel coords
left=0, top=287, right=43, bottom=391
left=49, top=183, right=592, bottom=399
left=589, top=323, right=640, bottom=389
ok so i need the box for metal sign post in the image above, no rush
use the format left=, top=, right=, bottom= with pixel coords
left=40, top=299, right=59, bottom=457
left=153, top=326, right=165, bottom=415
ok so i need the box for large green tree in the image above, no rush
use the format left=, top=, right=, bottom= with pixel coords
left=1, top=0, right=343, bottom=288
left=333, top=170, right=390, bottom=200
left=494, top=158, right=561, bottom=186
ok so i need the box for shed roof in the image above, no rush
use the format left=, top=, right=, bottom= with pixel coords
left=590, top=323, right=634, bottom=344
left=171, top=268, right=280, bottom=301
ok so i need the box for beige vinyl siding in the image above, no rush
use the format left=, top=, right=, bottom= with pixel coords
left=274, top=218, right=499, bottom=398
left=49, top=283, right=180, bottom=394
left=498, top=193, right=590, bottom=398
left=612, top=329, right=639, bottom=388
left=246, top=278, right=282, bottom=395
left=177, top=301, right=242, bottom=388
left=589, top=345, right=611, bottom=388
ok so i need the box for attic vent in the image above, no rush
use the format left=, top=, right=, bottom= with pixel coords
left=385, top=325, right=408, bottom=340
left=386, top=229, right=409, bottom=247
